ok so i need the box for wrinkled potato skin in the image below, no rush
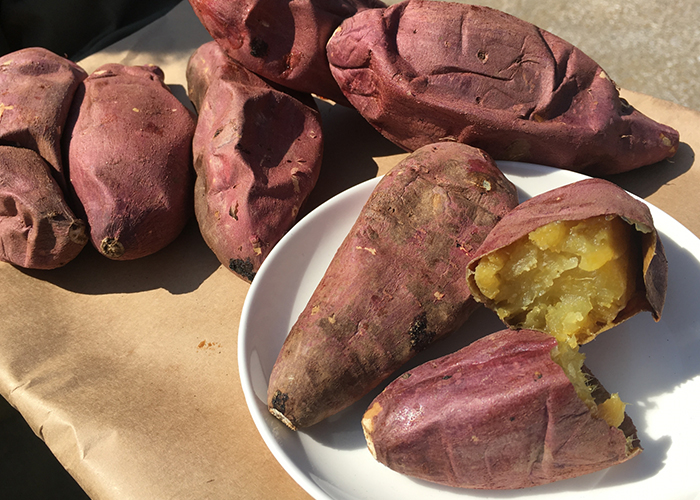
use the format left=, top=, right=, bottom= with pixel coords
left=466, top=178, right=667, bottom=333
left=64, top=63, right=196, bottom=260
left=187, top=42, right=323, bottom=282
left=267, top=142, right=518, bottom=429
left=188, top=0, right=385, bottom=104
left=327, top=0, right=679, bottom=174
left=0, top=146, right=87, bottom=269
left=0, top=48, right=87, bottom=192
left=363, top=329, right=641, bottom=490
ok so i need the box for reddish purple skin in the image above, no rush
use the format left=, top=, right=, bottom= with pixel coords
left=267, top=142, right=518, bottom=429
left=188, top=0, right=385, bottom=105
left=64, top=63, right=196, bottom=260
left=327, top=0, right=679, bottom=175
left=466, top=178, right=667, bottom=327
left=187, top=41, right=323, bottom=282
left=0, top=145, right=88, bottom=269
left=0, top=48, right=87, bottom=192
left=364, top=329, right=640, bottom=489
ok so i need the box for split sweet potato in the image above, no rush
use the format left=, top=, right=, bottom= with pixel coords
left=362, top=328, right=641, bottom=490
left=267, top=142, right=518, bottom=429
left=187, top=41, right=323, bottom=281
left=188, top=0, right=385, bottom=104
left=64, top=63, right=196, bottom=260
left=466, top=178, right=667, bottom=347
left=0, top=47, right=87, bottom=192
left=327, top=0, right=679, bottom=175
left=0, top=145, right=88, bottom=269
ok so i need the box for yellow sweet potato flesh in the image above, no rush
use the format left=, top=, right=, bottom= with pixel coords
left=550, top=341, right=626, bottom=429
left=474, top=214, right=636, bottom=429
left=474, top=215, right=637, bottom=346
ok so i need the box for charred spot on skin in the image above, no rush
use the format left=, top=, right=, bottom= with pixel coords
left=408, top=312, right=436, bottom=352
left=229, top=257, right=256, bottom=281
left=619, top=97, right=634, bottom=116
left=250, top=37, right=269, bottom=58
left=271, top=390, right=289, bottom=414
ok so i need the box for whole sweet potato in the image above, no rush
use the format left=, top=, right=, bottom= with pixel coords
left=466, top=178, right=667, bottom=346
left=0, top=47, right=87, bottom=192
left=187, top=41, right=323, bottom=281
left=267, top=142, right=519, bottom=429
left=64, top=63, right=196, bottom=260
left=0, top=145, right=87, bottom=269
left=327, top=0, right=679, bottom=175
left=188, top=0, right=385, bottom=104
left=362, top=328, right=641, bottom=490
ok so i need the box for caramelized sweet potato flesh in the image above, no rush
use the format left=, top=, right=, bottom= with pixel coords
left=473, top=215, right=639, bottom=346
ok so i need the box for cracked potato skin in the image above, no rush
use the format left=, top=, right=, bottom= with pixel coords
left=64, top=63, right=196, bottom=261
left=327, top=0, right=679, bottom=174
left=362, top=328, right=641, bottom=490
left=267, top=142, right=518, bottom=429
left=0, top=145, right=87, bottom=269
left=0, top=47, right=87, bottom=193
left=187, top=41, right=323, bottom=282
left=188, top=0, right=385, bottom=105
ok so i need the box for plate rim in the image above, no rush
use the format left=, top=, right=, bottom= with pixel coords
left=238, top=160, right=700, bottom=500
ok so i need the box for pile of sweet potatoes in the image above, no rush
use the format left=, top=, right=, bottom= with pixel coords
left=1, top=47, right=196, bottom=269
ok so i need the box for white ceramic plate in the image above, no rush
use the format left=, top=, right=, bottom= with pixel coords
left=239, top=162, right=700, bottom=500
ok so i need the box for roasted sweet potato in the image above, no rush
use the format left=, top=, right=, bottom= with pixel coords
left=327, top=0, right=679, bottom=175
left=267, top=142, right=519, bottom=429
left=64, top=63, right=196, bottom=261
left=188, top=0, right=385, bottom=105
left=0, top=145, right=87, bottom=269
left=362, top=328, right=641, bottom=490
left=466, top=178, right=667, bottom=346
left=0, top=47, right=87, bottom=192
left=187, top=41, right=323, bottom=281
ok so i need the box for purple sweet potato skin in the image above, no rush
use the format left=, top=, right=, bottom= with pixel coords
left=0, top=47, right=87, bottom=192
left=267, top=142, right=518, bottom=429
left=362, top=328, right=640, bottom=490
left=64, top=63, right=196, bottom=260
left=466, top=178, right=667, bottom=328
left=0, top=145, right=88, bottom=269
left=187, top=41, right=323, bottom=281
left=327, top=0, right=679, bottom=174
left=188, top=0, right=385, bottom=104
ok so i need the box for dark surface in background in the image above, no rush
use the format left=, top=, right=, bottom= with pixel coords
left=0, top=0, right=180, bottom=61
left=1, top=397, right=90, bottom=499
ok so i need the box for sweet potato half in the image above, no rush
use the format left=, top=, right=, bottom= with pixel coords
left=0, top=47, right=87, bottom=192
left=267, top=142, right=518, bottom=429
left=327, top=0, right=679, bottom=174
left=188, top=0, right=385, bottom=104
left=0, top=145, right=88, bottom=269
left=64, top=63, right=196, bottom=260
left=187, top=41, right=323, bottom=281
left=362, top=328, right=641, bottom=490
left=466, top=178, right=667, bottom=347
